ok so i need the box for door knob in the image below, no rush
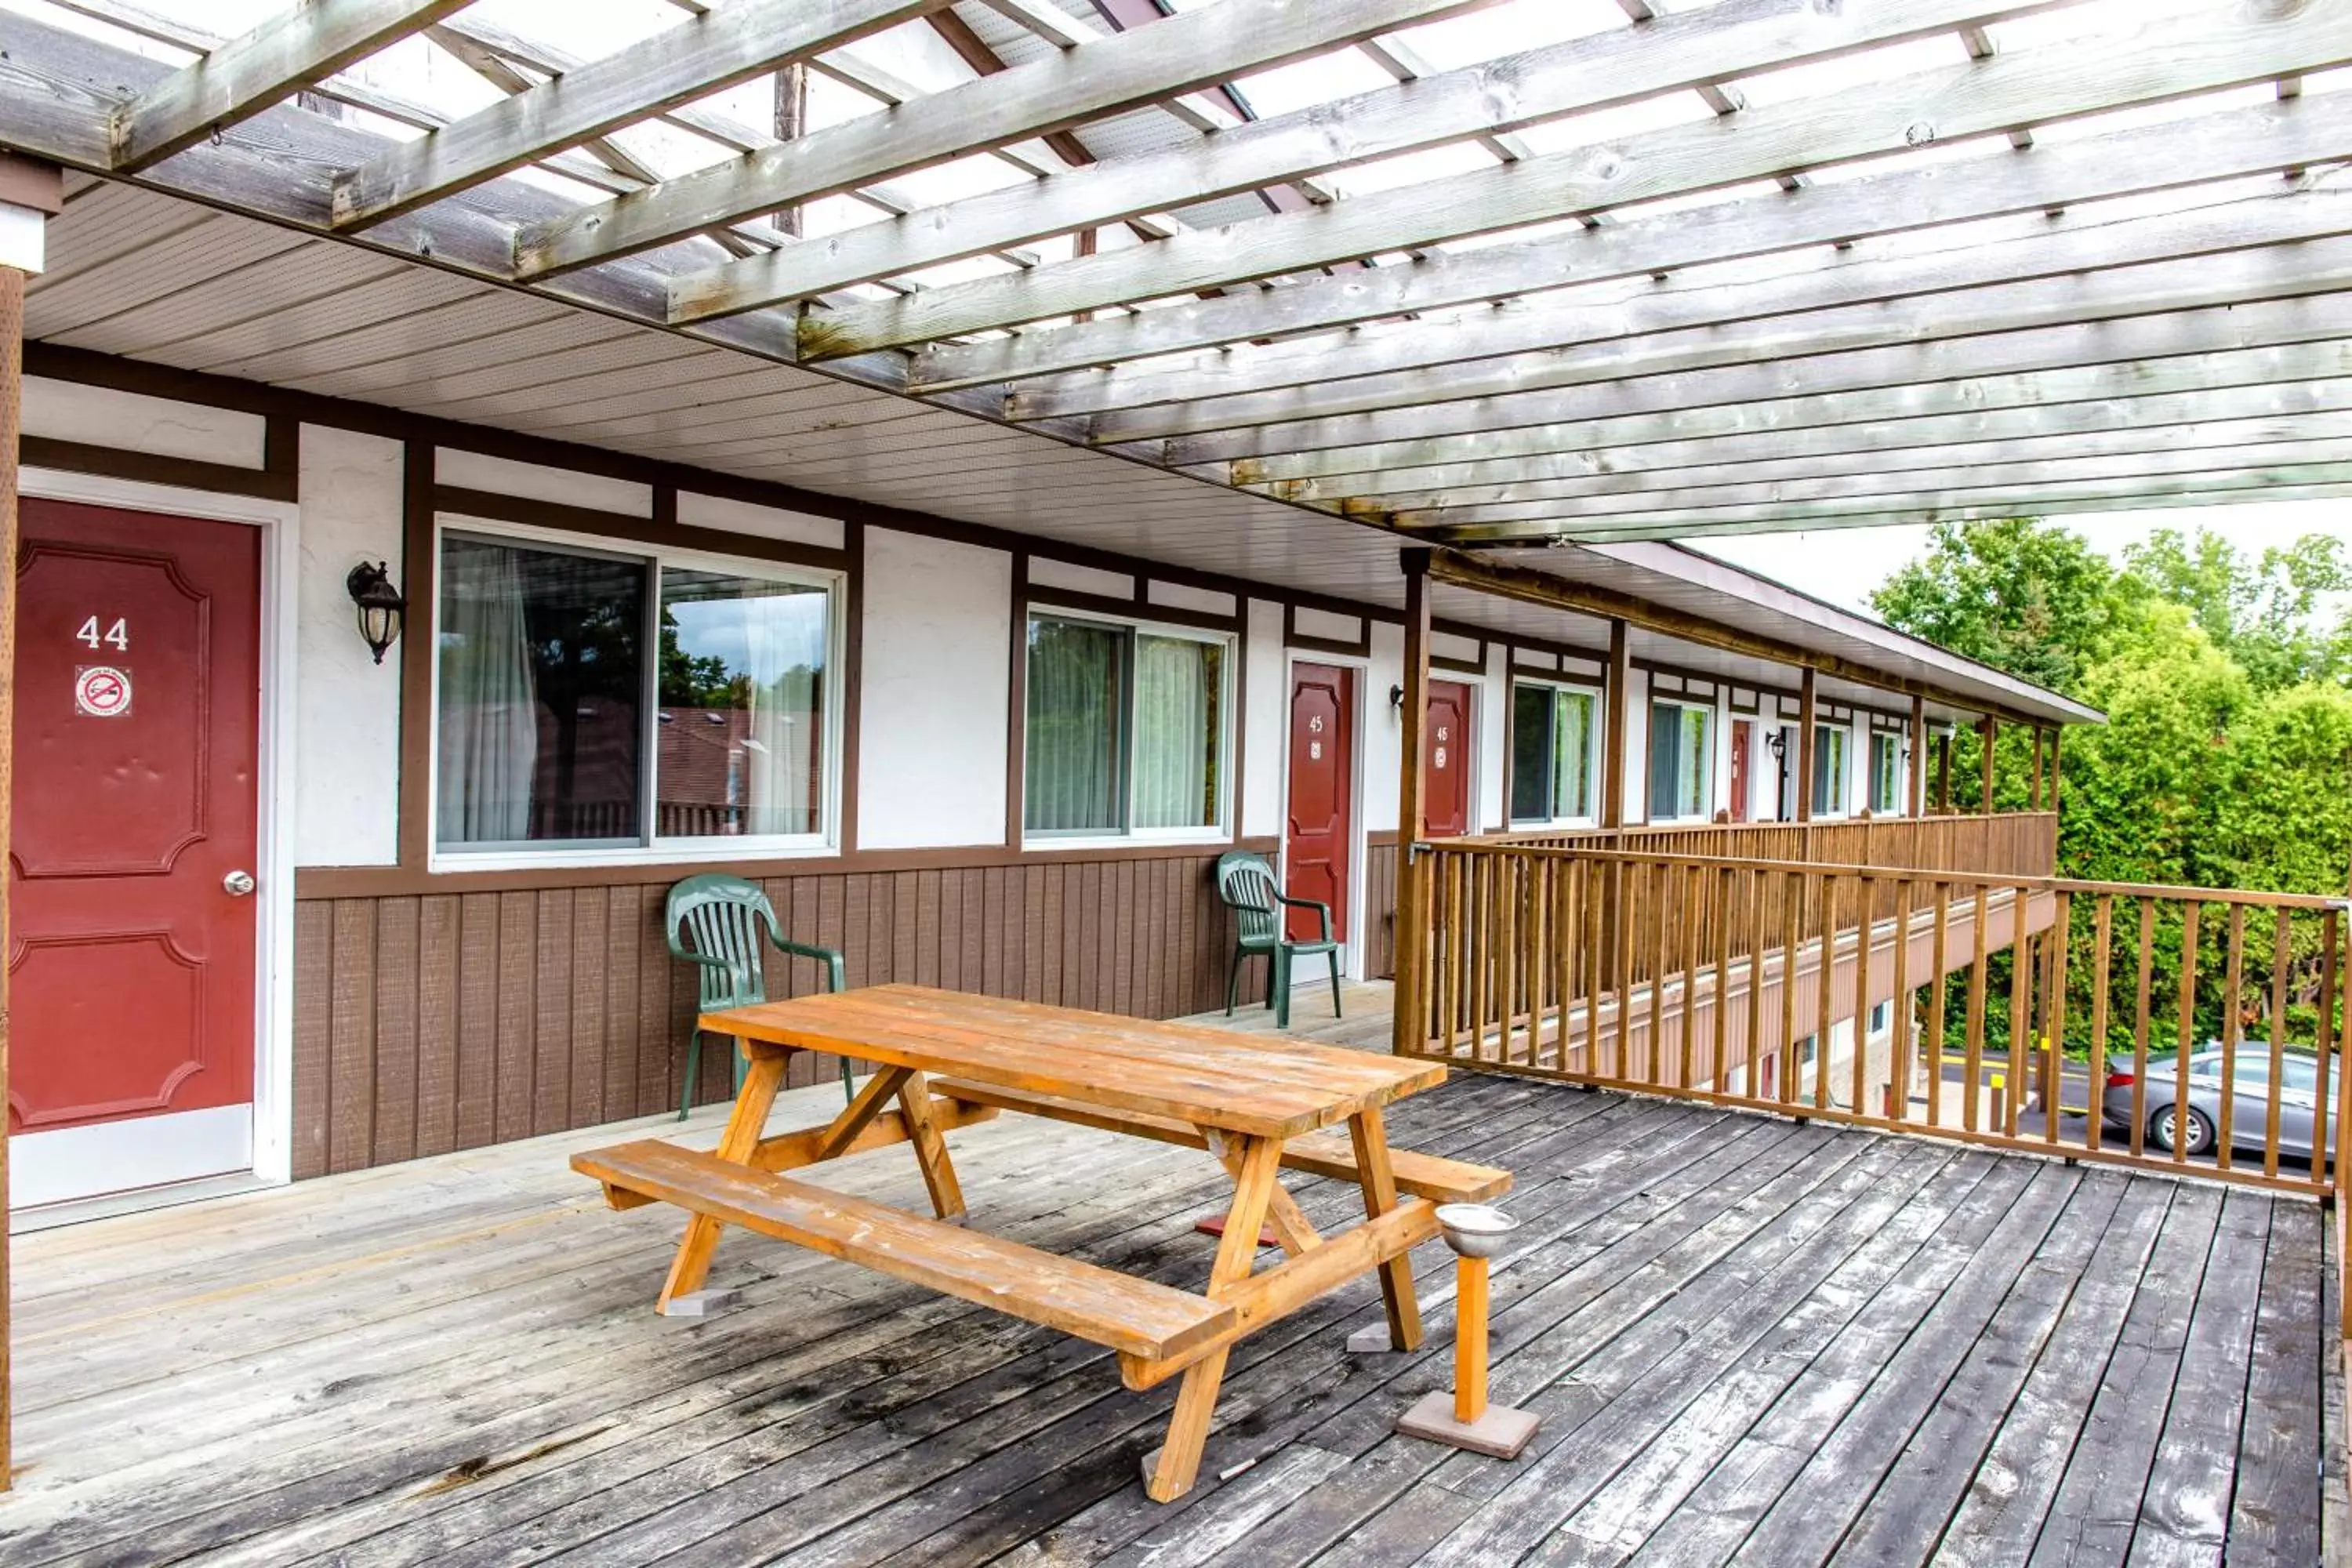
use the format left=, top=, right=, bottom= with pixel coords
left=223, top=870, right=256, bottom=897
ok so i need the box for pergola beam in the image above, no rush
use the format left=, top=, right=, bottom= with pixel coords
left=1257, top=382, right=2352, bottom=503
left=909, top=85, right=2352, bottom=393
left=1006, top=179, right=2352, bottom=420
left=1433, top=470, right=2352, bottom=543
left=1216, top=340, right=2352, bottom=485
left=112, top=0, right=471, bottom=172
left=510, top=0, right=1507, bottom=285
left=331, top=0, right=953, bottom=231
left=1347, top=412, right=2352, bottom=514
left=1392, top=441, right=2352, bottom=527
left=1160, top=294, right=2352, bottom=466
left=1079, top=238, right=2352, bottom=444
left=668, top=0, right=2062, bottom=321
left=804, top=2, right=2352, bottom=358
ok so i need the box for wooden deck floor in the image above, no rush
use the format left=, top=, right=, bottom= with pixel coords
left=2, top=998, right=2340, bottom=1566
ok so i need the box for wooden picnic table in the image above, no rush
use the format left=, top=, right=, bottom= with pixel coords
left=573, top=983, right=1510, bottom=1501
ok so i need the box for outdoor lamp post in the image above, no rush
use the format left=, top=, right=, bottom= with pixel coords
left=346, top=560, right=406, bottom=665
left=1395, top=1203, right=1541, bottom=1459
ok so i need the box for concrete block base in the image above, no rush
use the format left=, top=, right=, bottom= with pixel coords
left=1394, top=1389, right=1541, bottom=1459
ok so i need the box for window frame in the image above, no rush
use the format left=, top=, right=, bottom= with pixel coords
left=427, top=515, right=847, bottom=871
left=1646, top=695, right=1716, bottom=825
left=1508, top=675, right=1604, bottom=829
left=1019, top=606, right=1237, bottom=848
left=1867, top=728, right=1905, bottom=816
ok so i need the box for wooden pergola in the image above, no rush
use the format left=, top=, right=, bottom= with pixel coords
left=2, top=0, right=2350, bottom=544
left=2, top=0, right=2350, bottom=1490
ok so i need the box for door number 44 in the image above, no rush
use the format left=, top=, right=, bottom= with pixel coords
left=75, top=616, right=129, bottom=651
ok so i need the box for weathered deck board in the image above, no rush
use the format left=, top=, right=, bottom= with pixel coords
left=0, top=999, right=2332, bottom=1567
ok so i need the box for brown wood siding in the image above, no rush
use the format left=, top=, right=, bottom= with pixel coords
left=1366, top=841, right=1400, bottom=981
left=289, top=848, right=1254, bottom=1178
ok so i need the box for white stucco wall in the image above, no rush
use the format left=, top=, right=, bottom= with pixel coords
left=1242, top=597, right=1286, bottom=840
left=295, top=425, right=404, bottom=867
left=1479, top=643, right=1509, bottom=833
left=1366, top=620, right=1405, bottom=842
left=1621, top=666, right=1651, bottom=824
left=857, top=527, right=1011, bottom=849
left=24, top=376, right=267, bottom=468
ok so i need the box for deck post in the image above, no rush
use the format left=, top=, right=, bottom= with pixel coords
left=1980, top=716, right=1999, bottom=814
left=1795, top=668, right=1817, bottom=826
left=1602, top=617, right=1629, bottom=830
left=0, top=153, right=53, bottom=1494
left=1395, top=550, right=1432, bottom=1058
left=1936, top=729, right=1952, bottom=815
left=2030, top=728, right=2045, bottom=811
left=2047, top=727, right=2062, bottom=816
left=1908, top=695, right=1926, bottom=818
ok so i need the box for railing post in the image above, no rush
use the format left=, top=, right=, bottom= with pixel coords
left=1602, top=618, right=1629, bottom=830
left=1908, top=694, right=1927, bottom=819
left=1394, top=550, right=1432, bottom=1059
left=1980, top=716, right=1998, bottom=814
left=1796, top=669, right=1817, bottom=826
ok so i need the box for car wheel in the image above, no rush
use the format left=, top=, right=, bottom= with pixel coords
left=2150, top=1104, right=2216, bottom=1156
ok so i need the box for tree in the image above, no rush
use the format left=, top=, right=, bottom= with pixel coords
left=1871, top=517, right=2141, bottom=698
left=2121, top=527, right=2350, bottom=691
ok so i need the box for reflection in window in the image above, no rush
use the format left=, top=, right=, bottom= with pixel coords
left=1648, top=701, right=1713, bottom=821
left=657, top=569, right=830, bottom=838
left=437, top=534, right=644, bottom=846
left=1512, top=684, right=1597, bottom=825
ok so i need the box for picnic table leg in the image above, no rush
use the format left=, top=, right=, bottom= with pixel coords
left=895, top=1069, right=967, bottom=1221
left=658, top=1044, right=786, bottom=1316
left=1205, top=1129, right=1319, bottom=1255
left=1146, top=1134, right=1282, bottom=1503
left=1349, top=1106, right=1425, bottom=1352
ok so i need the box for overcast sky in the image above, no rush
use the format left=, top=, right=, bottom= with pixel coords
left=1695, top=500, right=2352, bottom=619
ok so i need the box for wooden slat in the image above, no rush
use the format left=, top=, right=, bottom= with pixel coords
left=112, top=0, right=470, bottom=172
left=574, top=1138, right=1234, bottom=1361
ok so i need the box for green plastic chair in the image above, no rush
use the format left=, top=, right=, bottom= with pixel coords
left=666, top=873, right=852, bottom=1119
left=1216, top=851, right=1343, bottom=1031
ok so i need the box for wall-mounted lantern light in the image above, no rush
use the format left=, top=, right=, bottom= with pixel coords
left=346, top=561, right=406, bottom=666
left=1389, top=684, right=1406, bottom=713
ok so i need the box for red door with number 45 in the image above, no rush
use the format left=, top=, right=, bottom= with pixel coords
left=9, top=499, right=263, bottom=1209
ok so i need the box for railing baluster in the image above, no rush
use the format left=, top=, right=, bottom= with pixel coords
left=2045, top=891, right=2070, bottom=1148
left=1679, top=864, right=1703, bottom=1093
left=1612, top=861, right=1633, bottom=1082
left=2132, top=899, right=2155, bottom=1159
left=1964, top=878, right=1990, bottom=1135
left=2087, top=895, right=2112, bottom=1155
left=2266, top=907, right=2289, bottom=1181
left=1746, top=867, right=1766, bottom=1102
left=1889, top=877, right=1911, bottom=1131
left=2174, top=902, right=2201, bottom=1167
left=2007, top=885, right=2032, bottom=1139
left=1714, top=865, right=1734, bottom=1097
left=1816, top=872, right=1837, bottom=1115
left=1780, top=869, right=1803, bottom=1112
left=1928, top=882, right=1950, bottom=1134
left=1851, top=873, right=1873, bottom=1121
left=2323, top=907, right=2343, bottom=1189
left=2220, top=904, right=2244, bottom=1174
left=1649, top=861, right=1671, bottom=1087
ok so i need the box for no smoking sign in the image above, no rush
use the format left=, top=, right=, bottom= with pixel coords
left=74, top=664, right=132, bottom=719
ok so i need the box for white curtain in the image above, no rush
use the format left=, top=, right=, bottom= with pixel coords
left=1134, top=635, right=1215, bottom=830
left=739, top=588, right=823, bottom=836
left=437, top=543, right=539, bottom=844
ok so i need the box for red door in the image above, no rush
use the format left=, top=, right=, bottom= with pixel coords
left=1421, top=680, right=1474, bottom=837
left=1286, top=663, right=1355, bottom=942
left=1728, top=720, right=1751, bottom=823
left=9, top=499, right=262, bottom=1206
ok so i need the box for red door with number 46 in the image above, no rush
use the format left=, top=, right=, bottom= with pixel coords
left=9, top=499, right=263, bottom=1209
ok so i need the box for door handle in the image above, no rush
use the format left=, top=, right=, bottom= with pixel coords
left=223, top=869, right=257, bottom=897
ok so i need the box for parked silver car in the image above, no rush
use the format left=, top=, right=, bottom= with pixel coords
left=2100, top=1044, right=2334, bottom=1159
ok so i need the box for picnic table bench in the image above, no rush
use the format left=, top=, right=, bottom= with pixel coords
left=573, top=983, right=1510, bottom=1501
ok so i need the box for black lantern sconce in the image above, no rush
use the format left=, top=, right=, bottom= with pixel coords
left=1389, top=683, right=1406, bottom=713
left=346, top=561, right=406, bottom=666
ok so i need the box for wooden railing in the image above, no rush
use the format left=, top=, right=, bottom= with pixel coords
left=1396, top=838, right=2350, bottom=1200
left=1452, top=810, right=2058, bottom=880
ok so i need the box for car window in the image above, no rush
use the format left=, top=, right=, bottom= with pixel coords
left=2281, top=1058, right=2319, bottom=1093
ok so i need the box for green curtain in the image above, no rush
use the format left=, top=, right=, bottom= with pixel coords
left=1025, top=619, right=1124, bottom=833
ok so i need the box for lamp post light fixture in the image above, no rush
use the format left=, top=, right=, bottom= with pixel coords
left=346, top=560, right=406, bottom=666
